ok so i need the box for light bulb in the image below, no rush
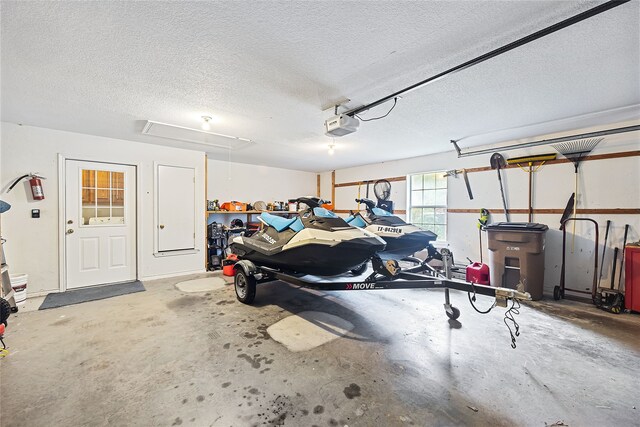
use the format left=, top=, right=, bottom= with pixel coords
left=201, top=116, right=212, bottom=130
left=328, top=144, right=335, bottom=155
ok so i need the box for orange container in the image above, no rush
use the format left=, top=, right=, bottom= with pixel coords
left=222, top=257, right=237, bottom=276
left=223, top=264, right=235, bottom=276
left=220, top=201, right=247, bottom=212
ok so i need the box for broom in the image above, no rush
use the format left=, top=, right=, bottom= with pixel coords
left=552, top=138, right=603, bottom=250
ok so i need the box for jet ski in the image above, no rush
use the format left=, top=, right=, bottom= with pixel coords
left=230, top=197, right=386, bottom=276
left=345, top=198, right=439, bottom=261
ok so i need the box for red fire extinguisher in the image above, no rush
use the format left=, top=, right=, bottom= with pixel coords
left=7, top=173, right=46, bottom=200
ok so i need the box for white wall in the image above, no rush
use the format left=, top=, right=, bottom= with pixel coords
left=322, top=121, right=640, bottom=296
left=0, top=123, right=207, bottom=294
left=207, top=159, right=316, bottom=224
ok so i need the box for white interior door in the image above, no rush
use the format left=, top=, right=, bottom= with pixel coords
left=65, top=160, right=136, bottom=289
left=158, top=165, right=195, bottom=251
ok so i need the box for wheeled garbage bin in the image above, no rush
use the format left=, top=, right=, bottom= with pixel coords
left=485, top=222, right=548, bottom=300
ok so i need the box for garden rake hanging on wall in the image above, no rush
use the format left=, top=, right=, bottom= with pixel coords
left=552, top=138, right=603, bottom=250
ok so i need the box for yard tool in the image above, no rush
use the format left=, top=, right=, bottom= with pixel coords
left=617, top=224, right=630, bottom=291
left=477, top=208, right=490, bottom=263
left=552, top=138, right=603, bottom=250
left=595, top=225, right=628, bottom=314
left=506, top=153, right=556, bottom=222
left=443, top=169, right=474, bottom=200
left=559, top=193, right=575, bottom=230
left=596, top=247, right=624, bottom=314
left=597, top=220, right=612, bottom=289
left=490, top=153, right=509, bottom=222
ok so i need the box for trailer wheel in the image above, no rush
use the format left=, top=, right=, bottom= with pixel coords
left=350, top=262, right=367, bottom=275
left=553, top=286, right=562, bottom=301
left=234, top=269, right=256, bottom=304
left=446, top=306, right=460, bottom=320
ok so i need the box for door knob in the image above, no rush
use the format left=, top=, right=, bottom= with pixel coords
left=66, top=229, right=74, bottom=234
left=67, top=220, right=73, bottom=224
left=159, top=224, right=165, bottom=229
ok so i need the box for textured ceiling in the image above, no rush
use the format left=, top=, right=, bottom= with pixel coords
left=2, top=1, right=639, bottom=172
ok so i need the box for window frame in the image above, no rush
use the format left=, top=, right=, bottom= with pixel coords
left=407, top=171, right=447, bottom=241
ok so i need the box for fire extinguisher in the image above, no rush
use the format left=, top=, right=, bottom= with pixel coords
left=7, top=173, right=46, bottom=200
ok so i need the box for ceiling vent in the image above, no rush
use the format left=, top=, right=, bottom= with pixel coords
left=142, top=121, right=254, bottom=150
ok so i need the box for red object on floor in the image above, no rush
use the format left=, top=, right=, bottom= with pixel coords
left=625, top=245, right=640, bottom=312
left=222, top=264, right=235, bottom=276
left=222, top=256, right=238, bottom=277
left=0, top=323, right=5, bottom=336
left=466, top=262, right=490, bottom=285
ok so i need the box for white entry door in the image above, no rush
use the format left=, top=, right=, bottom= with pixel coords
left=65, top=160, right=136, bottom=289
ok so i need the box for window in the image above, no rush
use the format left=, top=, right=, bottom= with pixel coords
left=408, top=172, right=447, bottom=240
left=81, top=169, right=125, bottom=225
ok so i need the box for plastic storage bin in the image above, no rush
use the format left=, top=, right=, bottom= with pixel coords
left=485, top=223, right=548, bottom=300
left=9, top=273, right=27, bottom=306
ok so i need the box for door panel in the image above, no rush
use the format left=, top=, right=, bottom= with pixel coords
left=158, top=165, right=195, bottom=251
left=66, top=160, right=136, bottom=289
left=80, top=237, right=100, bottom=272
left=109, top=236, right=127, bottom=267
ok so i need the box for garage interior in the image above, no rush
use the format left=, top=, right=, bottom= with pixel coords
left=0, top=1, right=639, bottom=426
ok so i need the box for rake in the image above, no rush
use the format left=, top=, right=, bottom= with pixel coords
left=552, top=138, right=603, bottom=250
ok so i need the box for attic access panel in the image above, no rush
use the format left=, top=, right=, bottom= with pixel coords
left=142, top=121, right=254, bottom=151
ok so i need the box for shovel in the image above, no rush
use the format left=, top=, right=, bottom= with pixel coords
left=490, top=153, right=510, bottom=222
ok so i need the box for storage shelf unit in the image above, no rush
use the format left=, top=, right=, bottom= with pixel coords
left=1, top=230, right=17, bottom=311
left=204, top=210, right=300, bottom=269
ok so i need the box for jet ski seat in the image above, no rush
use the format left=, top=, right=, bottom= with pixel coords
left=259, top=212, right=297, bottom=232
left=345, top=214, right=367, bottom=228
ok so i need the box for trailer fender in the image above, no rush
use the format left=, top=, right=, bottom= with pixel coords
left=234, top=260, right=258, bottom=277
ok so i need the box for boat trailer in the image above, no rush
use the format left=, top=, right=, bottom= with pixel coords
left=232, top=250, right=531, bottom=348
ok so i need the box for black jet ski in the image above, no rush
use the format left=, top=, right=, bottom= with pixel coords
left=230, top=197, right=386, bottom=276
left=345, top=198, right=438, bottom=260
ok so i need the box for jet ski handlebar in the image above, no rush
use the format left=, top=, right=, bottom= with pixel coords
left=355, top=198, right=376, bottom=210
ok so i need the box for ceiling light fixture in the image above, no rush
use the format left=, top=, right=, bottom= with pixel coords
left=328, top=143, right=335, bottom=155
left=201, top=116, right=212, bottom=130
left=141, top=120, right=253, bottom=151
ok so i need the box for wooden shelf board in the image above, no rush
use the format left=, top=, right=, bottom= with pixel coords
left=207, top=210, right=299, bottom=215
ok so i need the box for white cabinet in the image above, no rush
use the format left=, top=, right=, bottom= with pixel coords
left=157, top=165, right=196, bottom=252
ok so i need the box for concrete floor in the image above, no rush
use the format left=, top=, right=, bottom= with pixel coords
left=1, top=272, right=639, bottom=427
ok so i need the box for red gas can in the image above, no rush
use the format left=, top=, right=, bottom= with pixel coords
left=625, top=245, right=640, bottom=312
left=466, top=262, right=490, bottom=285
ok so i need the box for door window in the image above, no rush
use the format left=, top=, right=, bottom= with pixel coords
left=81, top=169, right=126, bottom=225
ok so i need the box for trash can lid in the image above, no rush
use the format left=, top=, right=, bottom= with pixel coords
left=484, top=222, right=549, bottom=232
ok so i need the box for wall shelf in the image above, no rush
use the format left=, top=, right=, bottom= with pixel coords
left=206, top=210, right=299, bottom=215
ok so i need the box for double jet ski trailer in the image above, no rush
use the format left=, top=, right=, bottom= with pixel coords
left=233, top=250, right=531, bottom=347
left=230, top=197, right=385, bottom=276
